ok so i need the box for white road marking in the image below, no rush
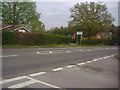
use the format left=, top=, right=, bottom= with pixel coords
left=8, top=79, right=38, bottom=88
left=0, top=76, right=28, bottom=84
left=36, top=51, right=51, bottom=54
left=66, top=65, right=76, bottom=68
left=86, top=61, right=93, bottom=63
left=79, top=49, right=84, bottom=51
left=77, top=62, right=86, bottom=65
left=29, top=72, right=46, bottom=77
left=52, top=68, right=63, bottom=71
left=92, top=59, right=99, bottom=61
left=49, top=51, right=53, bottom=54
left=27, top=77, right=61, bottom=88
left=0, top=55, right=18, bottom=57
left=67, top=50, right=71, bottom=53
left=8, top=76, right=61, bottom=88
left=87, top=49, right=92, bottom=51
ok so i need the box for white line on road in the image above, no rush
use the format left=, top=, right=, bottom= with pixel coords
left=8, top=76, right=61, bottom=88
left=49, top=51, right=53, bottom=54
left=29, top=72, right=46, bottom=77
left=86, top=61, right=93, bottom=63
left=66, top=65, right=76, bottom=68
left=26, top=76, right=61, bottom=88
left=67, top=50, right=71, bottom=53
left=36, top=51, right=51, bottom=55
left=77, top=62, right=86, bottom=66
left=0, top=76, right=28, bottom=84
left=8, top=79, right=38, bottom=88
left=92, top=59, right=99, bottom=62
left=52, top=68, right=63, bottom=71
left=0, top=55, right=18, bottom=57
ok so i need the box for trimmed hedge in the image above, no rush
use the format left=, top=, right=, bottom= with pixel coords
left=81, top=39, right=117, bottom=45
left=2, top=31, right=17, bottom=45
left=2, top=31, right=73, bottom=45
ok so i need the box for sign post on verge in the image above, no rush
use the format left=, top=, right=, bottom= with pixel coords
left=76, top=31, right=83, bottom=45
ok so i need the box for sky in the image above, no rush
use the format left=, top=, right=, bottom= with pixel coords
left=36, top=1, right=119, bottom=30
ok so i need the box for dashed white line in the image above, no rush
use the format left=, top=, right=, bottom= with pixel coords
left=66, top=65, right=76, bottom=68
left=67, top=50, right=71, bottom=53
left=77, top=62, right=86, bottom=65
left=86, top=61, right=93, bottom=63
left=52, top=68, right=63, bottom=71
left=29, top=72, right=46, bottom=77
left=0, top=55, right=18, bottom=57
left=36, top=51, right=51, bottom=54
left=49, top=51, right=53, bottom=54
left=92, top=59, right=99, bottom=62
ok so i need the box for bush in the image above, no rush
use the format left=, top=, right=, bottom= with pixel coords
left=2, top=31, right=17, bottom=45
left=2, top=32, right=73, bottom=45
left=81, top=39, right=115, bottom=45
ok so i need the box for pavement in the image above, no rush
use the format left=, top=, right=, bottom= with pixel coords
left=1, top=46, right=118, bottom=89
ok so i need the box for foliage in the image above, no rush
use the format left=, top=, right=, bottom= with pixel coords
left=109, top=24, right=118, bottom=43
left=47, top=26, right=68, bottom=36
left=2, top=31, right=73, bottom=45
left=24, top=19, right=45, bottom=32
left=2, top=2, right=45, bottom=32
left=2, top=31, right=17, bottom=45
left=69, top=2, right=115, bottom=39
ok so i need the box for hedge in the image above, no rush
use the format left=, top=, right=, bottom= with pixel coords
left=81, top=39, right=117, bottom=45
left=2, top=31, right=118, bottom=46
left=2, top=31, right=73, bottom=45
left=2, top=31, right=17, bottom=45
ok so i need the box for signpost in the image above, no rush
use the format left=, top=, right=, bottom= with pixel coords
left=76, top=31, right=83, bottom=45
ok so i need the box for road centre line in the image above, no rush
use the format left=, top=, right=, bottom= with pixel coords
left=67, top=50, right=71, bottom=53
left=52, top=68, right=63, bottom=71
left=66, top=65, right=76, bottom=68
left=49, top=51, right=53, bottom=54
left=0, top=55, right=18, bottom=57
left=86, top=61, right=93, bottom=63
left=77, top=62, right=86, bottom=66
left=29, top=72, right=46, bottom=77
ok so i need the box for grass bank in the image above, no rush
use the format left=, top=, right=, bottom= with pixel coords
left=2, top=44, right=114, bottom=49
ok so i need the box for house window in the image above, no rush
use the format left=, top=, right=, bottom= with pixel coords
left=18, top=30, right=25, bottom=33
left=97, top=36, right=101, bottom=38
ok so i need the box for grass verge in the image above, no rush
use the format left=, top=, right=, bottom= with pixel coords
left=2, top=44, right=114, bottom=49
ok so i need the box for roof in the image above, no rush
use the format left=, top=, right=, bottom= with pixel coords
left=1, top=24, right=30, bottom=33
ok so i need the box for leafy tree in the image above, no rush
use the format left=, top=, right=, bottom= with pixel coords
left=2, top=2, right=45, bottom=31
left=69, top=2, right=115, bottom=39
left=24, top=19, right=45, bottom=32
left=47, top=26, right=68, bottom=36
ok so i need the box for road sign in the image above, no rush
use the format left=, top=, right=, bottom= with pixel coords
left=77, top=31, right=83, bottom=35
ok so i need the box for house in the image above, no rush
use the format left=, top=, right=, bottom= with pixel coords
left=1, top=24, right=31, bottom=33
left=94, top=32, right=112, bottom=39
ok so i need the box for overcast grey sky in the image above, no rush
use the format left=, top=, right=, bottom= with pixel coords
left=36, top=2, right=118, bottom=30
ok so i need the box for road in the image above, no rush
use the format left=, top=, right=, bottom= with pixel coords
left=1, top=46, right=118, bottom=89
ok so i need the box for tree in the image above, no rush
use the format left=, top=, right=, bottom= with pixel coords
left=69, top=2, right=115, bottom=39
left=24, top=19, right=45, bottom=32
left=2, top=2, right=45, bottom=31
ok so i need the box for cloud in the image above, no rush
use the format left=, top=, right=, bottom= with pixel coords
left=36, top=2, right=118, bottom=30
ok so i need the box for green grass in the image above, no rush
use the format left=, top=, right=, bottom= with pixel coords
left=2, top=44, right=114, bottom=49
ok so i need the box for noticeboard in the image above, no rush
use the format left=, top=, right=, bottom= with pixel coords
left=76, top=31, right=83, bottom=35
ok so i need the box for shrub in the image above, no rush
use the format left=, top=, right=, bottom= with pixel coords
left=2, top=31, right=17, bottom=45
left=2, top=32, right=73, bottom=45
